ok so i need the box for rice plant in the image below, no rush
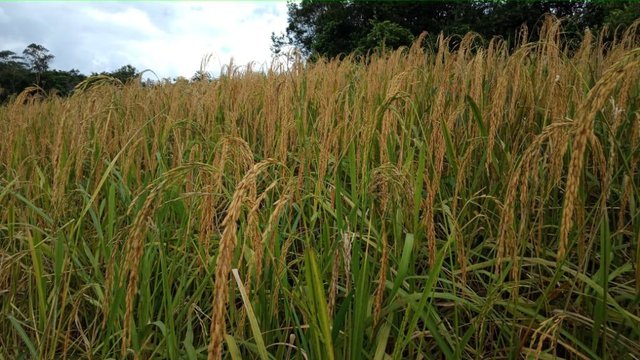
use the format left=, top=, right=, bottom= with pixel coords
left=1, top=17, right=639, bottom=359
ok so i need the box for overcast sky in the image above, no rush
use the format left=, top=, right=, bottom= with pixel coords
left=0, top=1, right=289, bottom=79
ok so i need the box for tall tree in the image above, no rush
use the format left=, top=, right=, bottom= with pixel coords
left=0, top=50, right=24, bottom=64
left=22, top=43, right=54, bottom=85
left=0, top=49, right=30, bottom=101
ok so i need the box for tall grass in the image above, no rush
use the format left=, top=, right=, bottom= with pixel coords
left=1, top=17, right=639, bottom=359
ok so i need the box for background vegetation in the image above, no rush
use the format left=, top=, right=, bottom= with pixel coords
left=272, top=0, right=640, bottom=58
left=1, top=12, right=640, bottom=360
left=0, top=44, right=139, bottom=103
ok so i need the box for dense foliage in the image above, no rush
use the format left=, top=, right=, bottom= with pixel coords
left=0, top=44, right=140, bottom=102
left=272, top=0, right=640, bottom=58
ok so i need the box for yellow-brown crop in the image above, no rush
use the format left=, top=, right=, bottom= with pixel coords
left=1, top=17, right=639, bottom=359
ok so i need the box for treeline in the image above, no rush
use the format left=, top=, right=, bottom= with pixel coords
left=272, top=0, right=640, bottom=58
left=0, top=43, right=140, bottom=102
left=4, top=1, right=639, bottom=102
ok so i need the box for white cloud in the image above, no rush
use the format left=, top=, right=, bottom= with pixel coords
left=0, top=1, right=289, bottom=79
left=82, top=7, right=163, bottom=37
left=0, top=8, right=9, bottom=24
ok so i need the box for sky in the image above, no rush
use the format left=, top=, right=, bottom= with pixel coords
left=0, top=1, right=289, bottom=79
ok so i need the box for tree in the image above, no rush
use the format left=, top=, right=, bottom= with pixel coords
left=104, top=64, right=139, bottom=84
left=272, top=1, right=483, bottom=58
left=22, top=43, right=54, bottom=85
left=1, top=45, right=90, bottom=101
left=275, top=1, right=360, bottom=58
left=357, top=20, right=414, bottom=53
left=0, top=50, right=24, bottom=64
left=603, top=3, right=640, bottom=31
left=191, top=70, right=212, bottom=82
left=273, top=0, right=640, bottom=59
left=41, top=69, right=86, bottom=96
left=0, top=49, right=30, bottom=101
left=1, top=46, right=88, bottom=101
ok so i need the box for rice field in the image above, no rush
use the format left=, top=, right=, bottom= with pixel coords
left=1, top=18, right=640, bottom=359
